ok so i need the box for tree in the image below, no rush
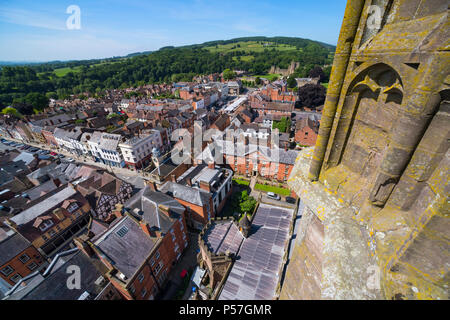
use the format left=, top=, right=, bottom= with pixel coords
left=308, top=66, right=326, bottom=83
left=240, top=197, right=257, bottom=214
left=272, top=117, right=291, bottom=133
left=287, top=76, right=297, bottom=89
left=24, top=92, right=49, bottom=111
left=298, top=84, right=326, bottom=109
left=223, top=69, right=236, bottom=80
left=1, top=106, right=21, bottom=117
left=255, top=77, right=261, bottom=85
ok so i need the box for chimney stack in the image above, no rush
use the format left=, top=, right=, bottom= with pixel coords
left=171, top=174, right=177, bottom=183
left=148, top=181, right=157, bottom=191
left=186, top=178, right=192, bottom=187
left=74, top=236, right=94, bottom=257
left=199, top=180, right=211, bottom=193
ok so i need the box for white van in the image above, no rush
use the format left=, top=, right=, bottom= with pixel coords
left=267, top=192, right=281, bottom=201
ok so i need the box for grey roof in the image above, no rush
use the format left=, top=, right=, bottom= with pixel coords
left=219, top=204, right=294, bottom=300
left=0, top=232, right=31, bottom=266
left=94, top=216, right=157, bottom=279
left=6, top=249, right=107, bottom=300
left=10, top=185, right=77, bottom=226
left=99, top=133, right=121, bottom=151
left=124, top=187, right=184, bottom=233
left=160, top=181, right=211, bottom=207
left=25, top=179, right=58, bottom=201
left=203, top=221, right=244, bottom=255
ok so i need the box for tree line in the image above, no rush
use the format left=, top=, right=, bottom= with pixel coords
left=0, top=37, right=334, bottom=114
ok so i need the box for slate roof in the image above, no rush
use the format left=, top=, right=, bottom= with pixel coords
left=10, top=185, right=78, bottom=226
left=203, top=220, right=244, bottom=255
left=94, top=215, right=157, bottom=279
left=219, top=204, right=294, bottom=300
left=0, top=232, right=31, bottom=266
left=159, top=181, right=211, bottom=207
left=5, top=249, right=108, bottom=300
left=125, top=187, right=184, bottom=233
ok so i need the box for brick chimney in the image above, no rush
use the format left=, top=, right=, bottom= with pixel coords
left=112, top=204, right=124, bottom=219
left=148, top=181, right=157, bottom=191
left=140, top=222, right=156, bottom=238
left=186, top=178, right=192, bottom=187
left=208, top=162, right=215, bottom=169
left=199, top=180, right=211, bottom=193
left=171, top=174, right=177, bottom=183
left=74, top=236, right=94, bottom=257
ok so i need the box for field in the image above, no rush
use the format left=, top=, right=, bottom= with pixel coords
left=44, top=60, right=123, bottom=78
left=53, top=67, right=83, bottom=77
left=205, top=41, right=299, bottom=54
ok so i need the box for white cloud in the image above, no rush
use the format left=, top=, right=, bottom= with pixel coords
left=0, top=8, right=67, bottom=31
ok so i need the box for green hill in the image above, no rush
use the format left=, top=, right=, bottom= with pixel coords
left=0, top=36, right=335, bottom=112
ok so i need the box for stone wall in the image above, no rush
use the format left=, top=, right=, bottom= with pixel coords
left=282, top=0, right=449, bottom=300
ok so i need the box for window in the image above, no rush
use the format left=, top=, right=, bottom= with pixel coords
left=150, top=258, right=155, bottom=266
left=49, top=230, right=57, bottom=237
left=129, top=285, right=136, bottom=295
left=1, top=266, right=14, bottom=276
left=116, top=226, right=129, bottom=237
left=10, top=274, right=22, bottom=284
left=154, top=261, right=164, bottom=275
left=19, top=254, right=30, bottom=264
left=67, top=203, right=79, bottom=213
left=39, top=220, right=54, bottom=232
left=154, top=251, right=160, bottom=260
left=137, top=272, right=145, bottom=283
left=141, top=288, right=147, bottom=298
left=27, top=262, right=38, bottom=271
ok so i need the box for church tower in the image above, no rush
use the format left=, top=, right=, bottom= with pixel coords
left=282, top=0, right=449, bottom=300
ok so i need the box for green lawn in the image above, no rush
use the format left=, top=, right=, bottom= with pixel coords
left=254, top=183, right=291, bottom=196
left=233, top=178, right=250, bottom=186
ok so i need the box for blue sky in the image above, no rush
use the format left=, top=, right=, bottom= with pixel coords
left=0, top=0, right=347, bottom=62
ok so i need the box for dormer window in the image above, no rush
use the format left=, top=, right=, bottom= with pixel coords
left=39, top=220, right=54, bottom=232
left=67, top=203, right=79, bottom=213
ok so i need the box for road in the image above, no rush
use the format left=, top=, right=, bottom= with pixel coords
left=1, top=136, right=149, bottom=184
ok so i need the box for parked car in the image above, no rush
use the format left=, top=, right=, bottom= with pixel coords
left=286, top=197, right=296, bottom=204
left=267, top=192, right=281, bottom=201
left=29, top=147, right=39, bottom=152
left=50, top=152, right=58, bottom=156
left=66, top=158, right=75, bottom=163
left=58, top=154, right=65, bottom=158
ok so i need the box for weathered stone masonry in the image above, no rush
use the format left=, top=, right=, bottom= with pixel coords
left=282, top=0, right=449, bottom=300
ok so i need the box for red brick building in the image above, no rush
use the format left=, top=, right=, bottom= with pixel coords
left=86, top=188, right=189, bottom=300
left=0, top=229, right=44, bottom=285
left=294, top=117, right=319, bottom=147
